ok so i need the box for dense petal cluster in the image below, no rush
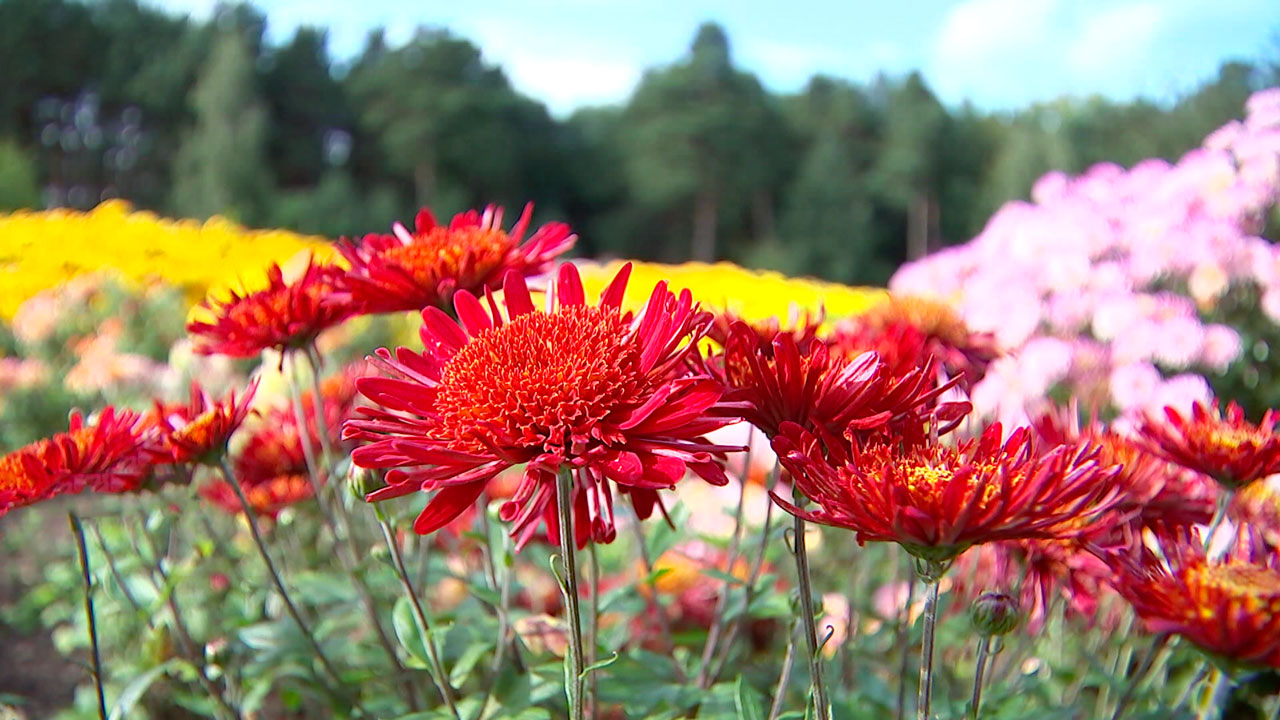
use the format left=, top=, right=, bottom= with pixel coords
left=771, top=422, right=1123, bottom=563
left=188, top=258, right=354, bottom=356
left=147, top=381, right=258, bottom=466
left=1139, top=401, right=1280, bottom=489
left=0, top=407, right=149, bottom=517
left=717, top=320, right=966, bottom=444
left=345, top=263, right=740, bottom=548
left=827, top=295, right=998, bottom=387
left=1110, top=530, right=1280, bottom=669
left=337, top=203, right=576, bottom=314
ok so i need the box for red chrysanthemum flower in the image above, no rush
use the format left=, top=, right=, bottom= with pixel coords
left=336, top=203, right=576, bottom=315
left=1, top=407, right=149, bottom=517
left=705, top=308, right=824, bottom=357
left=147, top=381, right=258, bottom=466
left=1109, top=529, right=1280, bottom=669
left=1139, top=400, right=1280, bottom=490
left=345, top=263, right=740, bottom=549
left=715, top=320, right=968, bottom=446
left=952, top=539, right=1117, bottom=634
left=200, top=473, right=312, bottom=518
left=1093, top=431, right=1216, bottom=534
left=827, top=295, right=999, bottom=387
left=770, top=422, right=1124, bottom=564
left=1232, top=479, right=1280, bottom=549
left=188, top=258, right=354, bottom=357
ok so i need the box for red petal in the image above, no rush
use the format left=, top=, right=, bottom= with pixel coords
left=414, top=481, right=487, bottom=534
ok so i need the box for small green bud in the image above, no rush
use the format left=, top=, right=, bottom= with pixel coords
left=970, top=592, right=1021, bottom=637
left=348, top=465, right=385, bottom=502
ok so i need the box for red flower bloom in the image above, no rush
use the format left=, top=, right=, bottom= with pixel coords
left=827, top=295, right=998, bottom=387
left=771, top=422, right=1124, bottom=563
left=188, top=258, right=354, bottom=357
left=345, top=263, right=740, bottom=548
left=716, top=320, right=968, bottom=446
left=1, top=407, right=149, bottom=517
left=200, top=473, right=312, bottom=518
left=337, top=203, right=576, bottom=314
left=705, top=308, right=824, bottom=357
left=1139, top=400, right=1280, bottom=489
left=147, top=382, right=258, bottom=466
left=1109, top=529, right=1280, bottom=669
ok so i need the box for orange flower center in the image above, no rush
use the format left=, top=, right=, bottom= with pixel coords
left=0, top=448, right=41, bottom=496
left=1184, top=563, right=1280, bottom=617
left=224, top=280, right=332, bottom=332
left=1203, top=427, right=1268, bottom=452
left=434, top=305, right=641, bottom=454
left=382, top=227, right=513, bottom=287
left=172, top=409, right=224, bottom=450
left=900, top=461, right=1002, bottom=506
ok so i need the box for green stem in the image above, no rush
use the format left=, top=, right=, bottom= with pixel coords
left=375, top=512, right=462, bottom=719
left=630, top=518, right=688, bottom=681
left=555, top=467, right=587, bottom=720
left=588, top=542, right=601, bottom=720
left=216, top=457, right=363, bottom=715
left=69, top=514, right=108, bottom=720
left=1108, top=633, right=1168, bottom=720
left=767, top=621, right=801, bottom=720
left=1204, top=491, right=1231, bottom=553
left=304, top=344, right=335, bottom=464
left=1197, top=667, right=1230, bottom=720
left=792, top=512, right=832, bottom=720
left=968, top=636, right=991, bottom=719
left=915, top=559, right=947, bottom=720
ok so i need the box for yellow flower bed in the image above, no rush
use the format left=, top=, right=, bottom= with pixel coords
left=579, top=260, right=886, bottom=325
left=0, top=201, right=333, bottom=318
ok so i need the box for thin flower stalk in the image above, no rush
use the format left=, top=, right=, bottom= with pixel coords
left=968, top=636, right=992, bottom=720
left=792, top=500, right=833, bottom=720
left=916, top=559, right=949, bottom=720
left=375, top=511, right=462, bottom=719
left=69, top=514, right=108, bottom=720
left=631, top=519, right=688, bottom=681
left=768, top=622, right=801, bottom=720
left=556, top=467, right=588, bottom=720
left=707, top=478, right=778, bottom=685
left=216, top=457, right=362, bottom=714
left=696, top=437, right=756, bottom=688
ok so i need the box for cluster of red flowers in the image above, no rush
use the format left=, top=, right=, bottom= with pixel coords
left=187, top=203, right=577, bottom=358
left=0, top=381, right=260, bottom=517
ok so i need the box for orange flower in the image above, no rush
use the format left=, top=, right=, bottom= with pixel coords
left=1110, top=529, right=1280, bottom=669
left=337, top=203, right=576, bottom=314
left=1, top=407, right=149, bottom=517
left=346, top=263, right=740, bottom=549
left=1139, top=400, right=1280, bottom=490
left=147, top=381, right=258, bottom=466
left=188, top=258, right=354, bottom=357
left=771, top=422, right=1123, bottom=564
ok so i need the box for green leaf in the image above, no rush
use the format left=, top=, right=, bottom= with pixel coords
left=391, top=596, right=431, bottom=667
left=109, top=661, right=177, bottom=720
left=449, top=640, right=494, bottom=687
left=734, top=675, right=766, bottom=720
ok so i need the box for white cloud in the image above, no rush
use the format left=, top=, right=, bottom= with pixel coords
left=1066, top=3, right=1164, bottom=82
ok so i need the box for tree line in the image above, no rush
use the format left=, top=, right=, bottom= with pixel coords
left=1, top=0, right=1275, bottom=284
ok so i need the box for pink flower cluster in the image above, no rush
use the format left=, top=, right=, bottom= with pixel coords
left=892, top=89, right=1280, bottom=429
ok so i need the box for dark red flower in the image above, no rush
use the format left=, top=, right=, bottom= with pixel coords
left=336, top=203, right=576, bottom=314
left=716, top=320, right=968, bottom=446
left=1108, top=529, right=1280, bottom=669
left=345, top=263, right=740, bottom=549
left=188, top=258, right=353, bottom=357
left=147, top=381, right=258, bottom=466
left=705, top=308, right=824, bottom=358
left=1138, top=400, right=1280, bottom=489
left=771, top=422, right=1124, bottom=564
left=1, top=407, right=149, bottom=517
left=827, top=295, right=998, bottom=386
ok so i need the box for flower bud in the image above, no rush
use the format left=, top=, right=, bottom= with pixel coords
left=969, top=592, right=1020, bottom=637
left=348, top=465, right=385, bottom=502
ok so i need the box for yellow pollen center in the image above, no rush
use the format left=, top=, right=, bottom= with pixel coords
left=1205, top=427, right=1265, bottom=452
left=1184, top=563, right=1280, bottom=617
left=173, top=410, right=222, bottom=448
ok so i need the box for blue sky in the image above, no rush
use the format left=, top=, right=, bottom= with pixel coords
left=150, top=0, right=1278, bottom=116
